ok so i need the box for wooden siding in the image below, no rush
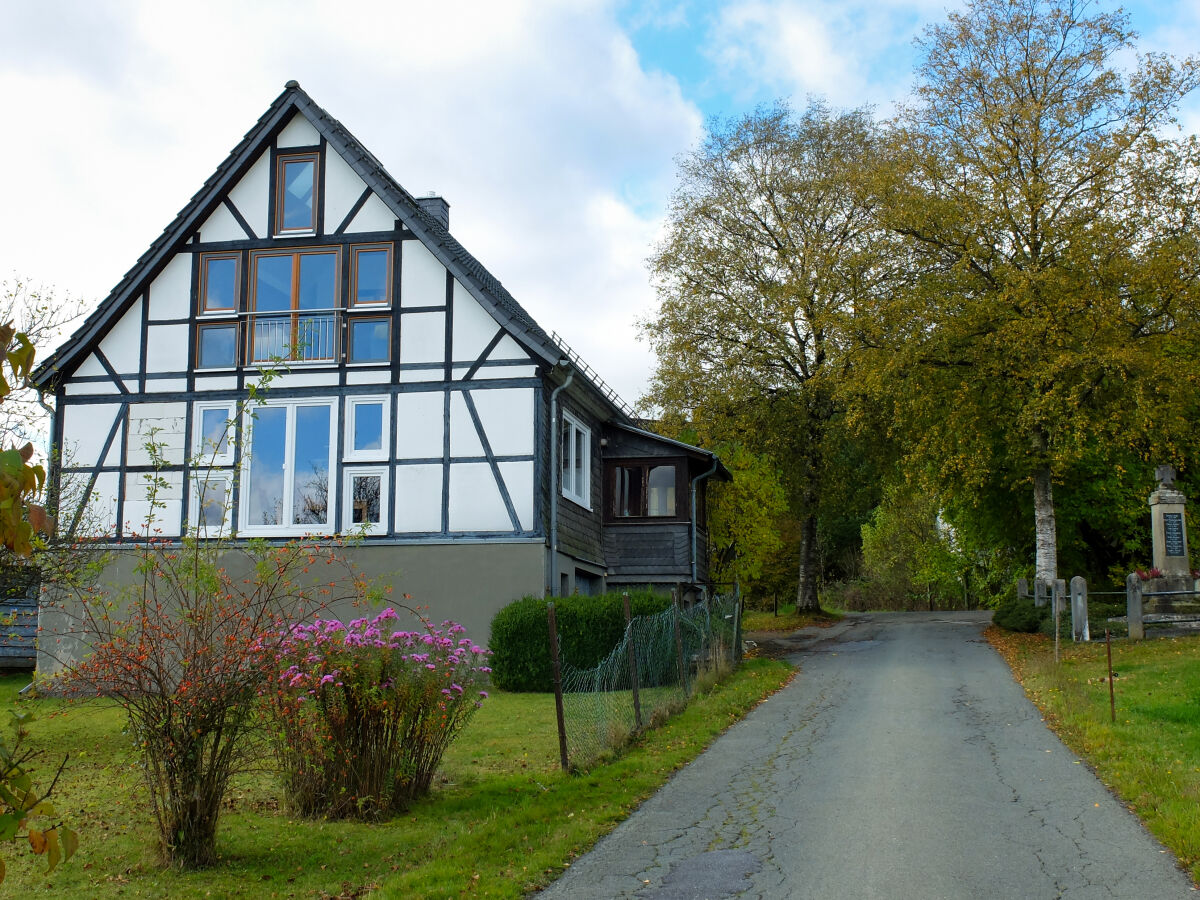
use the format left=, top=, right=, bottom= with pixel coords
left=604, top=522, right=692, bottom=579
left=556, top=398, right=604, bottom=565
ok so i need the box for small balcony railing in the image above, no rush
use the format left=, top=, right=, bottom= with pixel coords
left=248, top=312, right=337, bottom=363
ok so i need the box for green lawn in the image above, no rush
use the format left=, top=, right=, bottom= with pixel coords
left=989, top=628, right=1200, bottom=882
left=0, top=658, right=792, bottom=897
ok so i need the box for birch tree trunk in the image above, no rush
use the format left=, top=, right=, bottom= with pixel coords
left=795, top=514, right=821, bottom=611
left=1033, top=466, right=1058, bottom=586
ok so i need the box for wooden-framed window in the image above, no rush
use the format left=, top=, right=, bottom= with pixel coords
left=347, top=316, right=390, bottom=363
left=607, top=460, right=682, bottom=520
left=199, top=252, right=239, bottom=314
left=560, top=411, right=590, bottom=508
left=274, top=152, right=319, bottom=235
left=248, top=248, right=339, bottom=363
left=196, top=322, right=238, bottom=369
left=342, top=466, right=388, bottom=535
left=350, top=243, right=392, bottom=306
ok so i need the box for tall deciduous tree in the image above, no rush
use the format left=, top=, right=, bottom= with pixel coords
left=860, top=0, right=1200, bottom=585
left=644, top=103, right=901, bottom=609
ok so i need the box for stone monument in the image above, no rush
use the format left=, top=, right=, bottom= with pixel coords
left=1148, top=465, right=1191, bottom=612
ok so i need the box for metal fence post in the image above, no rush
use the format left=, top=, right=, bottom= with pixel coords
left=1126, top=573, right=1144, bottom=640
left=547, top=602, right=570, bottom=772
left=622, top=592, right=643, bottom=730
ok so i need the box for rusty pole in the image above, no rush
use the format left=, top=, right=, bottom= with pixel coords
left=547, top=602, right=569, bottom=772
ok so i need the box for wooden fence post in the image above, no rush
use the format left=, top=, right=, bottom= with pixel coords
left=622, top=591, right=643, bottom=730
left=547, top=602, right=569, bottom=772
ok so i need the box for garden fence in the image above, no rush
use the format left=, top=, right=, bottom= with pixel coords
left=549, top=591, right=741, bottom=770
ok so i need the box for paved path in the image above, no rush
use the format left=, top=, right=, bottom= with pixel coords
left=537, top=611, right=1196, bottom=899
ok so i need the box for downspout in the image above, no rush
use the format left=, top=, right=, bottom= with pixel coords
left=547, top=363, right=574, bottom=596
left=691, top=457, right=720, bottom=596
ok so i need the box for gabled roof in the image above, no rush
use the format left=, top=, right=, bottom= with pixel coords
left=32, top=81, right=603, bottom=404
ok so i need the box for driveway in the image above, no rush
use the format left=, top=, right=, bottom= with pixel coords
left=536, top=611, right=1196, bottom=899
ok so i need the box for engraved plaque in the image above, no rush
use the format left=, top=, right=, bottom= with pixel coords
left=1164, top=512, right=1186, bottom=557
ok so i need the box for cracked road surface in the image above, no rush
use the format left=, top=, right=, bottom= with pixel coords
left=535, top=611, right=1195, bottom=899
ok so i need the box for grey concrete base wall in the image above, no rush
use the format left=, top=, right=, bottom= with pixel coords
left=37, top=540, right=546, bottom=675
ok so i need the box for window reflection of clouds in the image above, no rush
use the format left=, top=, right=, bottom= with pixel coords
left=292, top=405, right=330, bottom=525
left=248, top=407, right=287, bottom=526
left=353, top=402, right=383, bottom=452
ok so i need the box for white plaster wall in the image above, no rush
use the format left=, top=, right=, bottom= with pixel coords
left=247, top=371, right=340, bottom=390
left=62, top=403, right=123, bottom=467
left=469, top=388, right=534, bottom=456
left=459, top=364, right=538, bottom=381
left=64, top=382, right=120, bottom=396
left=396, top=367, right=440, bottom=384
left=395, top=391, right=445, bottom=459
left=449, top=391, right=484, bottom=457
left=452, top=283, right=500, bottom=362
left=399, top=312, right=445, bottom=365
left=193, top=375, right=238, bottom=390
left=144, top=324, right=189, bottom=374
left=227, top=150, right=270, bottom=239
left=127, top=402, right=187, bottom=467
left=147, top=378, right=188, bottom=393
left=122, top=470, right=183, bottom=537
left=394, top=464, right=442, bottom=532
left=448, top=463, right=510, bottom=532
left=147, top=253, right=193, bottom=321
left=490, top=334, right=527, bottom=361
left=346, top=370, right=390, bottom=385
left=323, top=150, right=369, bottom=232
left=98, top=297, right=143, bottom=373
left=72, top=353, right=107, bottom=378
left=348, top=193, right=395, bottom=233
left=199, top=203, right=246, bottom=243
left=63, top=472, right=117, bottom=542
left=400, top=241, right=446, bottom=307
left=498, top=460, right=534, bottom=531
left=276, top=113, right=320, bottom=148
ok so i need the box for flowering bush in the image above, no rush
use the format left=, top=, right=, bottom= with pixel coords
left=1136, top=567, right=1165, bottom=581
left=262, top=608, right=490, bottom=820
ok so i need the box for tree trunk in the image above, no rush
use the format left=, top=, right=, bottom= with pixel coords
left=795, top=514, right=821, bottom=611
left=1033, top=465, right=1057, bottom=586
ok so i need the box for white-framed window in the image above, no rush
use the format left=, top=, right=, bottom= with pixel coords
left=192, top=401, right=236, bottom=465
left=240, top=399, right=335, bottom=534
left=190, top=470, right=232, bottom=538
left=345, top=396, right=389, bottom=462
left=342, top=466, right=388, bottom=535
left=560, top=411, right=590, bottom=508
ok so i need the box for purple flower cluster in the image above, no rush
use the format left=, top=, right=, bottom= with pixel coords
left=269, top=608, right=492, bottom=705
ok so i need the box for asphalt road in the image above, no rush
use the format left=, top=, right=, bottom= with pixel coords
left=536, top=611, right=1196, bottom=899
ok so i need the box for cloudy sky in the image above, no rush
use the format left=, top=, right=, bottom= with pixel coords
left=1, top=0, right=1197, bottom=405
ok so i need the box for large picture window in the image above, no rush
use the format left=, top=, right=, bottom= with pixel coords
left=560, top=411, right=590, bottom=508
left=241, top=400, right=334, bottom=533
left=249, top=249, right=339, bottom=363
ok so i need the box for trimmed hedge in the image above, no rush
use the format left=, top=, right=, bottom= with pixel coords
left=489, top=590, right=673, bottom=692
left=992, top=595, right=1050, bottom=633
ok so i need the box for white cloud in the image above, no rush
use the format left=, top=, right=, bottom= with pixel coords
left=0, top=0, right=703, bottom=405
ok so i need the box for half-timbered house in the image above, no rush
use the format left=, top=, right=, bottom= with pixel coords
left=32, top=82, right=729, bottom=649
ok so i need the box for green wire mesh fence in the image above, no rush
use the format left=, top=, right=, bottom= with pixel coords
left=555, top=592, right=742, bottom=769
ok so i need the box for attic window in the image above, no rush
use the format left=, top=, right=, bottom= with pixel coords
left=275, top=152, right=319, bottom=235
